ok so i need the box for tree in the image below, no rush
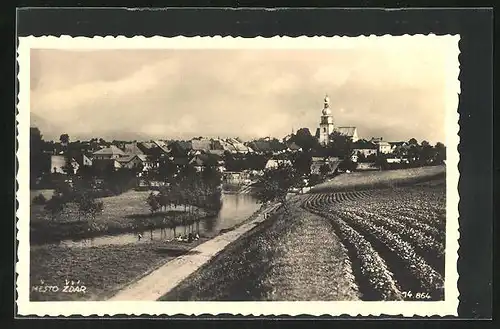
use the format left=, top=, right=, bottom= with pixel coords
left=62, top=155, right=75, bottom=175
left=356, top=151, right=366, bottom=163
left=308, top=174, right=322, bottom=186
left=30, top=127, right=49, bottom=187
left=44, top=193, right=65, bottom=219
left=77, top=192, right=104, bottom=221
left=338, top=159, right=358, bottom=172
left=292, top=151, right=312, bottom=176
left=319, top=163, right=331, bottom=176
left=255, top=164, right=299, bottom=213
left=434, top=142, right=446, bottom=164
left=158, top=157, right=177, bottom=182
left=375, top=154, right=389, bottom=170
left=408, top=138, right=419, bottom=146
left=327, top=131, right=353, bottom=159
left=147, top=192, right=160, bottom=214
left=419, top=140, right=434, bottom=165
left=59, top=133, right=70, bottom=146
left=291, top=128, right=320, bottom=152
left=201, top=165, right=222, bottom=189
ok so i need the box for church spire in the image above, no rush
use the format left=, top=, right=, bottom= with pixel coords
left=322, top=94, right=332, bottom=116
left=324, top=94, right=330, bottom=108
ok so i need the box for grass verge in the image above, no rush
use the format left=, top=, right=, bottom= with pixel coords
left=30, top=201, right=269, bottom=301
left=30, top=238, right=210, bottom=301
left=160, top=197, right=359, bottom=301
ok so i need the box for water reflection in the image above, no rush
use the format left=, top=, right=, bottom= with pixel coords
left=57, top=193, right=260, bottom=248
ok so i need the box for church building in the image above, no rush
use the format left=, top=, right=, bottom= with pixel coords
left=315, top=95, right=359, bottom=145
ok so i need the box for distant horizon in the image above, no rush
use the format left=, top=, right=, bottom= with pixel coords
left=30, top=127, right=443, bottom=146
left=31, top=36, right=454, bottom=145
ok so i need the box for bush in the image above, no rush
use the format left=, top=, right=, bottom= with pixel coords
left=44, top=194, right=66, bottom=219
left=32, top=193, right=47, bottom=205
left=77, top=193, right=104, bottom=221
left=338, top=159, right=358, bottom=172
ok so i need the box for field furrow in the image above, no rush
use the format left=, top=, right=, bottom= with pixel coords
left=302, top=203, right=402, bottom=300
left=302, top=183, right=446, bottom=301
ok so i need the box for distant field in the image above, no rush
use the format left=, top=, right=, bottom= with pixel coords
left=310, top=165, right=445, bottom=193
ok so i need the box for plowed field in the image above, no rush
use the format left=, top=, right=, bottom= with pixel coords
left=302, top=182, right=445, bottom=301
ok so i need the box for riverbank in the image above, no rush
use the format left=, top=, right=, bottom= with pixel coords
left=109, top=201, right=282, bottom=301
left=30, top=190, right=213, bottom=245
left=160, top=196, right=359, bottom=301
left=30, top=199, right=270, bottom=301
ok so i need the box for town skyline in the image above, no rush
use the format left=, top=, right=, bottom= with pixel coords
left=30, top=36, right=452, bottom=144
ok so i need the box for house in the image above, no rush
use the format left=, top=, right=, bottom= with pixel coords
left=122, top=142, right=145, bottom=156
left=153, top=140, right=170, bottom=154
left=370, top=137, right=391, bottom=154
left=116, top=154, right=154, bottom=171
left=377, top=141, right=392, bottom=154
left=351, top=140, right=378, bottom=162
left=71, top=153, right=93, bottom=174
left=248, top=140, right=273, bottom=154
left=207, top=149, right=226, bottom=156
left=265, top=159, right=292, bottom=170
left=50, top=155, right=79, bottom=175
left=92, top=145, right=127, bottom=160
left=337, top=127, right=359, bottom=142
left=249, top=138, right=286, bottom=154
left=389, top=141, right=409, bottom=155
left=92, top=158, right=122, bottom=172
left=191, top=139, right=212, bottom=152
left=310, top=156, right=341, bottom=175
left=287, top=142, right=302, bottom=152
left=226, top=138, right=253, bottom=153
left=189, top=153, right=223, bottom=172
left=215, top=138, right=253, bottom=154
left=136, top=141, right=168, bottom=159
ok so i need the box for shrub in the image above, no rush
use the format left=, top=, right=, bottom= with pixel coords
left=32, top=194, right=47, bottom=205
left=77, top=192, right=104, bottom=221
left=44, top=194, right=66, bottom=219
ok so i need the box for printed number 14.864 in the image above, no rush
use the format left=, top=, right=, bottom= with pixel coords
left=402, top=291, right=431, bottom=299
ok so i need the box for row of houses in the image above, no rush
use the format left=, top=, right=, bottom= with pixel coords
left=264, top=156, right=341, bottom=176
left=49, top=136, right=303, bottom=175
left=351, top=138, right=410, bottom=162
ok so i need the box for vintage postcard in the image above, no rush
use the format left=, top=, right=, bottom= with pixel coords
left=16, top=35, right=460, bottom=317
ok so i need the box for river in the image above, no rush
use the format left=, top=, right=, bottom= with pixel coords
left=56, top=192, right=261, bottom=248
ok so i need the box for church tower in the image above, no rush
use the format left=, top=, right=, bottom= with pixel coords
left=319, top=95, right=335, bottom=145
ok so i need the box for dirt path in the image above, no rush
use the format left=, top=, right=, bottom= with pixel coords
left=260, top=205, right=360, bottom=301
left=108, top=203, right=281, bottom=301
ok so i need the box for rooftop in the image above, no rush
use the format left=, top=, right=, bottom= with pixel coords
left=93, top=145, right=127, bottom=156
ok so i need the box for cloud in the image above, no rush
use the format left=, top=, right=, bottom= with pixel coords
left=30, top=37, right=455, bottom=144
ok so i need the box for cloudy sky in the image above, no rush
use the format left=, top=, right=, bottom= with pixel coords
left=30, top=36, right=455, bottom=144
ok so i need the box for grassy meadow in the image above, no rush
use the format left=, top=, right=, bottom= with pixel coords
left=310, top=165, right=445, bottom=193
left=30, top=190, right=210, bottom=244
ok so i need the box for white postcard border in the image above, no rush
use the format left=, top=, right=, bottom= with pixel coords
left=16, top=35, right=461, bottom=317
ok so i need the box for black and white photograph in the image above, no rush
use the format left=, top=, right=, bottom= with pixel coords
left=16, top=34, right=460, bottom=316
